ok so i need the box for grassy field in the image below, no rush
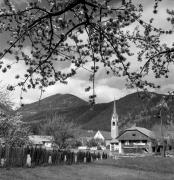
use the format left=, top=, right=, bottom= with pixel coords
left=95, top=155, right=174, bottom=174
left=0, top=156, right=174, bottom=180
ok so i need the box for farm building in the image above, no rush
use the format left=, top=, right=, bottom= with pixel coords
left=29, top=135, right=54, bottom=149
left=116, top=126, right=157, bottom=154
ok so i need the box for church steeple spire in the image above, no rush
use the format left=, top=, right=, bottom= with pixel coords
left=113, top=98, right=117, bottom=117
left=111, top=99, right=118, bottom=139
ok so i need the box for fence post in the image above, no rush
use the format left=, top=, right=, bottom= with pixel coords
left=48, top=155, right=52, bottom=165
left=74, top=153, right=77, bottom=163
left=84, top=156, right=86, bottom=163
left=26, top=154, right=31, bottom=167
left=64, top=154, right=67, bottom=163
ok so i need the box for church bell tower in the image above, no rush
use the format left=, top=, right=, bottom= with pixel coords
left=111, top=99, right=118, bottom=139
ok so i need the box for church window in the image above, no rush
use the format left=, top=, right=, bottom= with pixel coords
left=112, top=122, right=115, bottom=126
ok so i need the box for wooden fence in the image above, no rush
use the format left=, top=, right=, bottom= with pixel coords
left=0, top=146, right=107, bottom=168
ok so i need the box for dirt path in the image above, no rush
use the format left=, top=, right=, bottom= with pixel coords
left=0, top=164, right=173, bottom=180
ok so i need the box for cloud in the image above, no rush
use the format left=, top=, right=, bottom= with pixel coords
left=17, top=77, right=134, bottom=105
left=94, top=85, right=135, bottom=103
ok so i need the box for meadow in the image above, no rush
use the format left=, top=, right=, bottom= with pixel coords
left=1, top=156, right=174, bottom=180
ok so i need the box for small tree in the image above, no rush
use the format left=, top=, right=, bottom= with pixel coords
left=87, top=138, right=98, bottom=148
left=0, top=113, right=31, bottom=147
left=42, top=115, right=80, bottom=149
left=87, top=138, right=105, bottom=147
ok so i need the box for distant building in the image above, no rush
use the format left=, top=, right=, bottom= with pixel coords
left=94, top=130, right=112, bottom=146
left=29, top=135, right=54, bottom=149
left=117, top=126, right=156, bottom=154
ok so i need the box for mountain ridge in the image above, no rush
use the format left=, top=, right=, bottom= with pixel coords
left=17, top=92, right=174, bottom=134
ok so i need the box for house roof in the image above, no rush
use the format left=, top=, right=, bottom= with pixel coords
left=126, top=127, right=156, bottom=139
left=117, top=126, right=156, bottom=140
left=29, top=135, right=53, bottom=145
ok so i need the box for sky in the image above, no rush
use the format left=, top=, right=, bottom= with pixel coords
left=0, top=0, right=174, bottom=107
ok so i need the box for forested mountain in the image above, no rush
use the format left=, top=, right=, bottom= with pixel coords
left=17, top=92, right=174, bottom=134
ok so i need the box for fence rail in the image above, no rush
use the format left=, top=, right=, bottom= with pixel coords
left=0, top=145, right=107, bottom=168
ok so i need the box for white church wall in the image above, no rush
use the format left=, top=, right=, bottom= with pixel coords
left=94, top=131, right=105, bottom=140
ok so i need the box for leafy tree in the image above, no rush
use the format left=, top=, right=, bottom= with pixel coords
left=86, top=138, right=98, bottom=147
left=70, top=139, right=82, bottom=148
left=86, top=138, right=105, bottom=147
left=0, top=113, right=31, bottom=147
left=0, top=0, right=172, bottom=104
left=41, top=115, right=80, bottom=149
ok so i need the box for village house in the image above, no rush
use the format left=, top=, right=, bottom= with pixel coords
left=29, top=135, right=54, bottom=149
left=116, top=126, right=156, bottom=154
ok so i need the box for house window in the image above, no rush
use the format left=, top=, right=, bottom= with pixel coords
left=125, top=141, right=129, bottom=145
left=112, top=122, right=115, bottom=126
left=132, top=133, right=136, bottom=136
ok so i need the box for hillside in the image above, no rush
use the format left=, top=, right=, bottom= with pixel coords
left=18, top=92, right=174, bottom=133
left=19, top=93, right=88, bottom=117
